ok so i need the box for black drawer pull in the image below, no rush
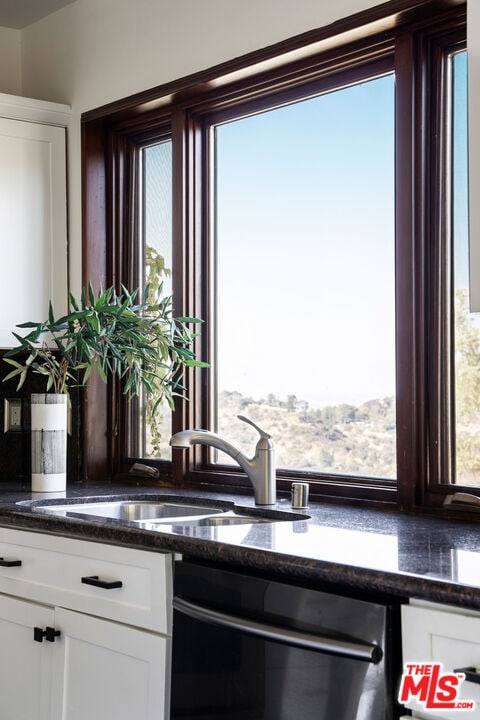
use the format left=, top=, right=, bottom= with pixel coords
left=0, top=557, right=21, bottom=567
left=81, top=575, right=123, bottom=590
left=454, top=667, right=480, bottom=685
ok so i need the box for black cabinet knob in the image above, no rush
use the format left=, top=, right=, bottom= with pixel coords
left=45, top=627, right=61, bottom=642
left=34, top=626, right=46, bottom=643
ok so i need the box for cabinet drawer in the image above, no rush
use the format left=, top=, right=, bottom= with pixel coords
left=0, top=528, right=172, bottom=634
left=402, top=603, right=480, bottom=720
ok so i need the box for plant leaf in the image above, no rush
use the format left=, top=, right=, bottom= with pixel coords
left=88, top=282, right=95, bottom=307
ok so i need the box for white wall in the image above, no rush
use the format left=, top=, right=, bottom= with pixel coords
left=0, top=26, right=22, bottom=96
left=17, top=0, right=394, bottom=293
left=21, top=0, right=383, bottom=112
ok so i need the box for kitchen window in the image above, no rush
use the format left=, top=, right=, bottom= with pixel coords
left=211, top=74, right=396, bottom=480
left=82, top=0, right=468, bottom=513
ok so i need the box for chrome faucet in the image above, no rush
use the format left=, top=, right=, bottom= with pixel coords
left=169, top=415, right=276, bottom=505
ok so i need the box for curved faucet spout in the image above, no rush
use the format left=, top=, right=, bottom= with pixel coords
left=169, top=428, right=242, bottom=459
left=170, top=418, right=276, bottom=505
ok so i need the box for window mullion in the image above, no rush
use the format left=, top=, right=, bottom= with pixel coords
left=394, top=31, right=424, bottom=511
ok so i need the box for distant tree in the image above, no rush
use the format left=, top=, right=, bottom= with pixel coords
left=286, top=394, right=297, bottom=412
left=239, top=396, right=253, bottom=409
left=297, top=399, right=309, bottom=414
left=336, top=404, right=357, bottom=423
left=320, top=406, right=335, bottom=426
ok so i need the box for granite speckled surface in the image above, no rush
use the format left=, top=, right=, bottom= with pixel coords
left=0, top=482, right=479, bottom=608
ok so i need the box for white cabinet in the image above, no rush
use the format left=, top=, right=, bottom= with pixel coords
left=0, top=594, right=53, bottom=720
left=52, top=608, right=168, bottom=720
left=0, top=528, right=172, bottom=720
left=0, top=93, right=70, bottom=348
left=401, top=600, right=480, bottom=720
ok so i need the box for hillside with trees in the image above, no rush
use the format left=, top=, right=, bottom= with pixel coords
left=217, top=390, right=396, bottom=479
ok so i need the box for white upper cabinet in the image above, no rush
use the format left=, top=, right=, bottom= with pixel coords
left=0, top=93, right=70, bottom=348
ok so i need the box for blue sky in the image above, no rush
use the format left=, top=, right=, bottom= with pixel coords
left=453, top=51, right=469, bottom=288
left=215, top=73, right=396, bottom=407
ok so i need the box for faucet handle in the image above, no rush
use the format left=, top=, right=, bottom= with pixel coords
left=237, top=415, right=273, bottom=446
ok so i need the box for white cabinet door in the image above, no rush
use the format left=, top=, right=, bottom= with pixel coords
left=402, top=603, right=480, bottom=720
left=0, top=116, right=67, bottom=347
left=51, top=607, right=170, bottom=720
left=0, top=594, right=54, bottom=720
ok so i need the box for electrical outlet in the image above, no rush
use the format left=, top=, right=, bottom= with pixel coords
left=4, top=398, right=22, bottom=433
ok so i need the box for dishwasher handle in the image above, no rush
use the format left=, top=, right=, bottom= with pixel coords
left=173, top=595, right=383, bottom=664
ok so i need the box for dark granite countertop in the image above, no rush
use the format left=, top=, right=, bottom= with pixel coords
left=0, top=482, right=479, bottom=609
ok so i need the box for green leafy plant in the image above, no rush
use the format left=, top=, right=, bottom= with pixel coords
left=2, top=283, right=208, bottom=412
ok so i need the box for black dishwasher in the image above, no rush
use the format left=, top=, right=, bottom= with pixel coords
left=171, top=559, right=399, bottom=720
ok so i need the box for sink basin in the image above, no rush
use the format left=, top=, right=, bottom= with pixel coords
left=33, top=500, right=225, bottom=522
left=27, top=496, right=310, bottom=527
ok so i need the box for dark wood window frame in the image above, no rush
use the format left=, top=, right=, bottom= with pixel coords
left=81, top=0, right=468, bottom=515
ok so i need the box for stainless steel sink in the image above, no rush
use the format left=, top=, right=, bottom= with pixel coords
left=33, top=500, right=225, bottom=522
left=28, top=496, right=309, bottom=527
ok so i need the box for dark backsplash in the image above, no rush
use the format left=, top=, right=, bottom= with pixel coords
left=0, top=350, right=83, bottom=486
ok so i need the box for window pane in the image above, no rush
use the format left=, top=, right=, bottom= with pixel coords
left=213, top=75, right=396, bottom=478
left=452, top=51, right=479, bottom=485
left=137, top=140, right=173, bottom=460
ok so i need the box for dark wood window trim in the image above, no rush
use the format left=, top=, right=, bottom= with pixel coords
left=423, top=28, right=468, bottom=508
left=82, top=0, right=468, bottom=516
left=185, top=52, right=397, bottom=508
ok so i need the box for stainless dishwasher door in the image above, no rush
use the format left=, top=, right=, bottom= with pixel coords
left=171, top=560, right=398, bottom=720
